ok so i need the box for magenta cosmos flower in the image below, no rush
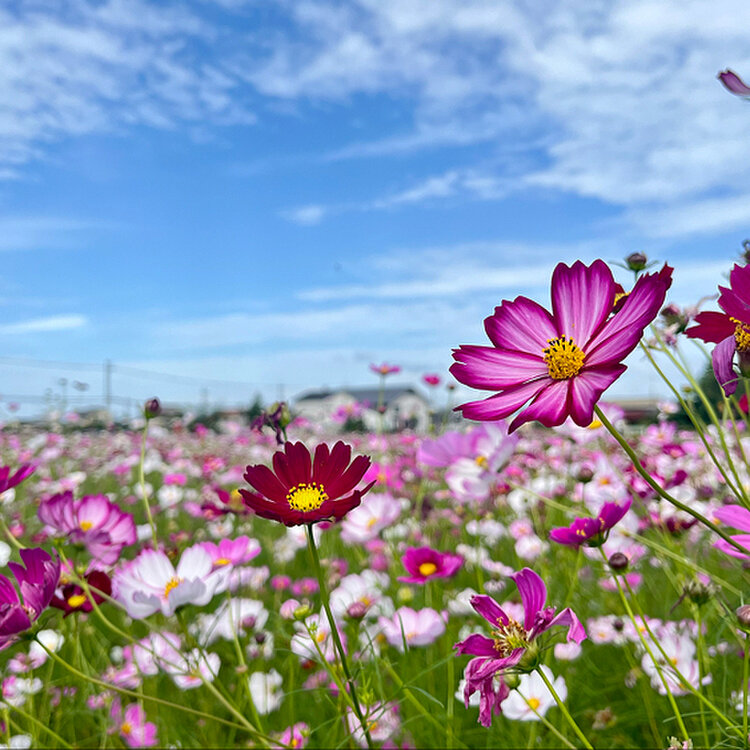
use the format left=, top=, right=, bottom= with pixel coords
left=370, top=362, right=401, bottom=376
left=712, top=505, right=750, bottom=559
left=0, top=464, right=34, bottom=494
left=686, top=263, right=750, bottom=395
left=398, top=546, right=463, bottom=584
left=451, top=260, right=673, bottom=431
left=455, top=568, right=585, bottom=703
left=241, top=441, right=375, bottom=526
left=549, top=499, right=632, bottom=548
left=38, top=492, right=136, bottom=565
left=0, top=548, right=61, bottom=650
left=718, top=69, right=750, bottom=97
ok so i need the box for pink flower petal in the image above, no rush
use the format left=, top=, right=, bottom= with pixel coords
left=712, top=334, right=737, bottom=396
left=714, top=505, right=750, bottom=532
left=551, top=260, right=615, bottom=346
left=484, top=296, right=557, bottom=356
left=453, top=379, right=548, bottom=422
left=508, top=380, right=570, bottom=432
left=568, top=365, right=626, bottom=426
left=450, top=345, right=547, bottom=389
left=511, top=568, right=547, bottom=631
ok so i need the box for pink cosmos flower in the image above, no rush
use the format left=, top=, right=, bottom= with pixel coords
left=398, top=546, right=463, bottom=584
left=718, top=69, right=750, bottom=97
left=712, top=505, right=750, bottom=559
left=423, top=374, right=441, bottom=386
left=198, top=536, right=261, bottom=567
left=38, top=492, right=136, bottom=565
left=110, top=698, right=158, bottom=748
left=451, top=260, right=672, bottom=431
left=686, top=263, right=750, bottom=395
left=274, top=723, right=309, bottom=750
left=0, top=465, right=34, bottom=494
left=113, top=546, right=231, bottom=619
left=370, top=363, right=401, bottom=376
left=378, top=607, right=446, bottom=651
left=346, top=703, right=400, bottom=748
left=0, top=548, right=61, bottom=650
left=549, top=499, right=632, bottom=548
left=340, top=493, right=402, bottom=543
left=455, top=568, right=585, bottom=722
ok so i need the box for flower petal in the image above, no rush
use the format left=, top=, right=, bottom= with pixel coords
left=511, top=568, right=547, bottom=631
left=551, top=260, right=615, bottom=346
left=483, top=296, right=557, bottom=356
left=547, top=606, right=587, bottom=644
left=453, top=379, right=549, bottom=422
left=568, top=365, right=626, bottom=427
left=450, top=345, right=548, bottom=389
left=712, top=334, right=738, bottom=396
left=470, top=594, right=510, bottom=626
left=454, top=633, right=498, bottom=657
left=714, top=504, right=750, bottom=532
left=685, top=311, right=736, bottom=344
left=508, top=380, right=570, bottom=432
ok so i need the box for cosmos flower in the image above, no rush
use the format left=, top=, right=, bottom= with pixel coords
left=502, top=666, right=567, bottom=721
left=110, top=699, right=158, bottom=748
left=712, top=505, right=750, bottom=559
left=0, top=548, right=60, bottom=650
left=686, top=263, right=750, bottom=395
left=718, top=69, right=750, bottom=97
left=339, top=493, right=402, bottom=543
left=451, top=260, right=672, bottom=431
left=38, top=492, right=136, bottom=565
left=398, top=546, right=463, bottom=584
left=113, top=546, right=232, bottom=619
left=378, top=607, right=446, bottom=651
left=370, top=363, right=401, bottom=376
left=455, top=568, right=585, bottom=718
left=50, top=569, right=112, bottom=617
left=240, top=441, right=375, bottom=526
left=423, top=374, right=441, bottom=386
left=549, top=499, right=632, bottom=548
left=0, top=465, right=35, bottom=494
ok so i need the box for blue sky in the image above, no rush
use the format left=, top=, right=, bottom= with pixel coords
left=1, top=0, right=750, bottom=417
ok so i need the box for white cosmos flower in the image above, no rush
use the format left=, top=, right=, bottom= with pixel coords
left=248, top=669, right=283, bottom=714
left=503, top=667, right=567, bottom=721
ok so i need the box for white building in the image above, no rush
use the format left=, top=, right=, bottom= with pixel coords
left=294, top=386, right=431, bottom=432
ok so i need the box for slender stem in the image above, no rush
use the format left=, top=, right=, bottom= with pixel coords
left=34, top=636, right=271, bottom=740
left=694, top=606, right=710, bottom=749
left=744, top=635, right=749, bottom=744
left=534, top=667, right=593, bottom=749
left=0, top=515, right=23, bottom=550
left=594, top=405, right=750, bottom=556
left=138, top=420, right=157, bottom=544
left=517, top=691, right=576, bottom=749
left=8, top=704, right=73, bottom=749
left=306, top=524, right=373, bottom=750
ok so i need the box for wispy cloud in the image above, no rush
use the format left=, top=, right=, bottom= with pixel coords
left=0, top=216, right=107, bottom=251
left=0, top=315, right=88, bottom=334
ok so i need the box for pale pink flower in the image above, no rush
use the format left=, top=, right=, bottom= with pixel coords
left=378, top=607, right=446, bottom=651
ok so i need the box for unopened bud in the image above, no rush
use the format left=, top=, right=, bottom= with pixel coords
left=608, top=552, right=629, bottom=571
left=736, top=604, right=750, bottom=629
left=144, top=398, right=161, bottom=419
left=625, top=252, right=648, bottom=272
left=346, top=601, right=369, bottom=620
left=685, top=579, right=715, bottom=607
left=576, top=467, right=594, bottom=484
left=293, top=603, right=312, bottom=621
left=397, top=586, right=414, bottom=604
left=504, top=673, right=520, bottom=690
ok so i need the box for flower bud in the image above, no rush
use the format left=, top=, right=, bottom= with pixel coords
left=397, top=586, right=414, bottom=604
left=346, top=601, right=369, bottom=621
left=504, top=673, right=520, bottom=690
left=684, top=579, right=715, bottom=607
left=576, top=467, right=594, bottom=483
left=144, top=398, right=161, bottom=419
left=608, top=552, right=629, bottom=571
left=625, top=252, right=648, bottom=272
left=293, top=603, right=312, bottom=621
left=736, top=604, right=750, bottom=630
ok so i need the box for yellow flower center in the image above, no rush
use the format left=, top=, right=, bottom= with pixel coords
left=527, top=697, right=541, bottom=711
left=366, top=517, right=378, bottom=528
left=214, top=557, right=231, bottom=566
left=492, top=618, right=529, bottom=656
left=79, top=520, right=93, bottom=531
left=163, top=577, right=182, bottom=598
left=287, top=482, right=328, bottom=512
left=475, top=455, right=488, bottom=467
left=418, top=562, right=438, bottom=577
left=587, top=419, right=603, bottom=430
left=732, top=318, right=750, bottom=352
left=543, top=336, right=585, bottom=380
left=67, top=594, right=87, bottom=609
left=120, top=722, right=132, bottom=736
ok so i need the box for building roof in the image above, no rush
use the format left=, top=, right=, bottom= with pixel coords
left=295, top=386, right=424, bottom=408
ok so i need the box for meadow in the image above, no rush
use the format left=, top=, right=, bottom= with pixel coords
left=1, top=258, right=749, bottom=749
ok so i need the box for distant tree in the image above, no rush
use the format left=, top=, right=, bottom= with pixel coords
left=677, top=362, right=725, bottom=426
left=246, top=395, right=264, bottom=423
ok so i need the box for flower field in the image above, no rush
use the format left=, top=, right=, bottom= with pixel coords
left=1, top=258, right=750, bottom=749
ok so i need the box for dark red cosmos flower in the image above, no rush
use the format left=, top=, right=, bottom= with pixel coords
left=240, top=441, right=375, bottom=526
left=50, top=570, right=112, bottom=617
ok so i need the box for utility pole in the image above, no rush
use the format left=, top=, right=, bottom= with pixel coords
left=104, top=360, right=112, bottom=416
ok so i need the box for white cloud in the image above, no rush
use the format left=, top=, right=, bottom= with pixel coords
left=279, top=204, right=328, bottom=225
left=0, top=315, right=88, bottom=334
left=0, top=216, right=105, bottom=251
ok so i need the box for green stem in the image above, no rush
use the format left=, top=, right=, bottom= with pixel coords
left=8, top=704, right=73, bottom=749
left=594, top=405, right=750, bottom=556
left=139, top=419, right=157, bottom=545
left=306, top=525, right=373, bottom=750
left=744, top=635, right=749, bottom=745
left=0, top=515, right=23, bottom=550
left=534, top=666, right=592, bottom=749
left=517, top=691, right=576, bottom=749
